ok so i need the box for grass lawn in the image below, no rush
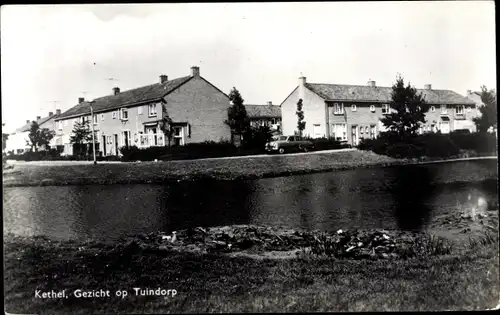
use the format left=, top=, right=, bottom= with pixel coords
left=4, top=232, right=499, bottom=314
left=3, top=150, right=405, bottom=186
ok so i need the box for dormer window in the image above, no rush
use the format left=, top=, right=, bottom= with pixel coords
left=120, top=108, right=129, bottom=121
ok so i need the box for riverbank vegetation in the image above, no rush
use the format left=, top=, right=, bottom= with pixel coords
left=4, top=211, right=499, bottom=313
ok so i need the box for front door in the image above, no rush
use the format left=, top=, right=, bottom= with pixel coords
left=102, top=135, right=107, bottom=156
left=351, top=125, right=358, bottom=146
left=440, top=122, right=450, bottom=134
left=114, top=134, right=119, bottom=155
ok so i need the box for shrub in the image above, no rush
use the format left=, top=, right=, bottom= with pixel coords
left=119, top=141, right=261, bottom=162
left=415, top=133, right=460, bottom=158
left=358, top=131, right=494, bottom=159
left=242, top=126, right=273, bottom=150
left=449, top=132, right=497, bottom=155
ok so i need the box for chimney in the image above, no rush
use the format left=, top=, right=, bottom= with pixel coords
left=267, top=101, right=273, bottom=105
left=49, top=112, right=53, bottom=117
left=78, top=97, right=85, bottom=103
left=298, top=75, right=307, bottom=100
left=466, top=89, right=471, bottom=95
left=160, top=75, right=168, bottom=84
left=367, top=80, right=376, bottom=87
left=190, top=66, right=200, bottom=78
left=36, top=116, right=41, bottom=121
left=424, top=84, right=432, bottom=90
left=113, top=87, right=120, bottom=95
left=56, top=109, right=61, bottom=115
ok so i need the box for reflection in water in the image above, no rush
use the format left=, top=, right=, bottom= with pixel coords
left=387, top=166, right=434, bottom=231
left=3, top=160, right=498, bottom=241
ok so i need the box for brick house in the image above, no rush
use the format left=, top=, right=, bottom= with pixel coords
left=245, top=102, right=282, bottom=132
left=280, top=76, right=477, bottom=145
left=5, top=110, right=62, bottom=154
left=54, top=66, right=231, bottom=156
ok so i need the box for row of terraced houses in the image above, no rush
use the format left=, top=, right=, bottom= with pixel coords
left=5, top=66, right=482, bottom=155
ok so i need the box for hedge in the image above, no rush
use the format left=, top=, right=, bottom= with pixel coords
left=358, top=132, right=497, bottom=159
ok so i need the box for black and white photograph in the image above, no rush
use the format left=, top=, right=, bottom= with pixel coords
left=2, top=2, right=498, bottom=313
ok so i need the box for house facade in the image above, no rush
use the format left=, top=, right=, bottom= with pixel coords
left=5, top=110, right=61, bottom=154
left=245, top=102, right=282, bottom=132
left=54, top=66, right=231, bottom=156
left=280, top=76, right=477, bottom=145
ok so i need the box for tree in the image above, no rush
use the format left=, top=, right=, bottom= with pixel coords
left=70, top=119, right=95, bottom=157
left=473, top=85, right=497, bottom=133
left=2, top=123, right=8, bottom=152
left=26, top=121, right=55, bottom=152
left=296, top=99, right=306, bottom=136
left=225, top=87, right=250, bottom=137
left=160, top=103, right=175, bottom=147
left=380, top=75, right=429, bottom=139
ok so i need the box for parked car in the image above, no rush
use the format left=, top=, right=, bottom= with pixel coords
left=265, top=135, right=315, bottom=154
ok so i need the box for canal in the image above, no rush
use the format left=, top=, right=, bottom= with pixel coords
left=3, top=159, right=498, bottom=241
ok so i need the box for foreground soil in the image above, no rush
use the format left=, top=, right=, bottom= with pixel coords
left=4, top=209, right=499, bottom=313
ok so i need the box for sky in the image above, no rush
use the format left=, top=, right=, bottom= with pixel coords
left=1, top=2, right=496, bottom=133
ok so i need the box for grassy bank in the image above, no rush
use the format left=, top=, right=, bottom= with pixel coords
left=3, top=149, right=497, bottom=187
left=4, top=223, right=499, bottom=313
left=3, top=150, right=404, bottom=187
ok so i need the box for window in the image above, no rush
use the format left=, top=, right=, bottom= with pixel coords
left=148, top=104, right=157, bottom=117
left=370, top=105, right=375, bottom=112
left=455, top=106, right=464, bottom=115
left=121, top=131, right=132, bottom=147
left=332, top=124, right=347, bottom=141
left=370, top=125, right=376, bottom=139
left=364, top=126, right=369, bottom=134
left=138, top=106, right=143, bottom=115
left=173, top=127, right=184, bottom=146
left=381, top=104, right=389, bottom=114
left=431, top=106, right=435, bottom=112
left=57, top=121, right=63, bottom=130
left=333, top=103, right=344, bottom=115
left=466, top=106, right=471, bottom=112
left=441, top=105, right=448, bottom=114
left=351, top=104, right=357, bottom=112
left=93, top=114, right=98, bottom=125
left=120, top=108, right=129, bottom=120
left=101, top=114, right=105, bottom=121
left=107, top=136, right=112, bottom=144
left=112, top=111, right=117, bottom=119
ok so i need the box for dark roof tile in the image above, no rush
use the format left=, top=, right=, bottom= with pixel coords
left=57, top=76, right=192, bottom=119
left=306, top=83, right=475, bottom=105
left=245, top=104, right=281, bottom=118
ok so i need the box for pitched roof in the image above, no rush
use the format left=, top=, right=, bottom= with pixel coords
left=305, top=83, right=475, bottom=105
left=245, top=104, right=282, bottom=118
left=15, top=114, right=60, bottom=133
left=57, top=76, right=193, bottom=120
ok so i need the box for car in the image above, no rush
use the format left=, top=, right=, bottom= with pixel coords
left=265, top=135, right=315, bottom=154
